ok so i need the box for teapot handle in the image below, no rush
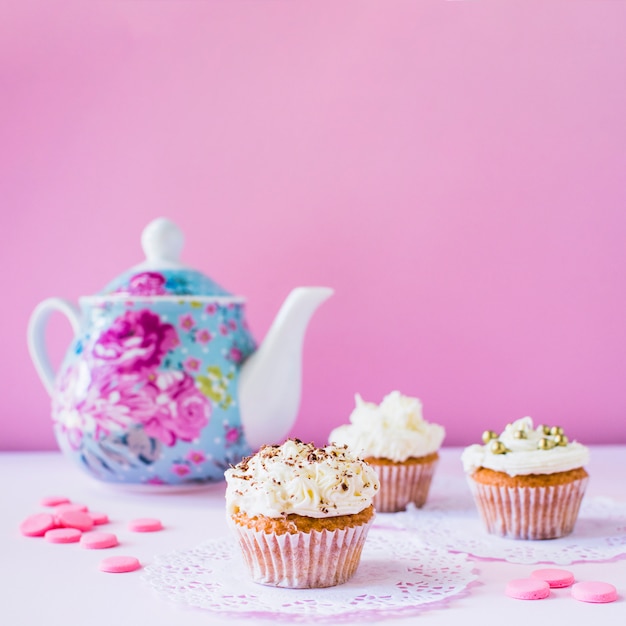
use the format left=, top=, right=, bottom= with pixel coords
left=27, top=298, right=81, bottom=396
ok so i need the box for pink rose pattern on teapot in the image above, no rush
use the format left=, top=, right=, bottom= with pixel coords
left=51, top=272, right=256, bottom=485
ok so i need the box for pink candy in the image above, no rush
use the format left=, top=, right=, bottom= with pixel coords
left=507, top=570, right=618, bottom=604
left=99, top=556, right=141, bottom=573
left=45, top=528, right=82, bottom=544
left=89, top=511, right=110, bottom=525
left=57, top=510, right=94, bottom=532
left=506, top=578, right=551, bottom=600
left=531, top=568, right=575, bottom=588
left=128, top=518, right=163, bottom=532
left=571, top=581, right=618, bottom=604
left=40, top=496, right=71, bottom=507
left=20, top=495, right=165, bottom=575
left=19, top=513, right=57, bottom=537
left=80, top=532, right=119, bottom=550
left=53, top=503, right=88, bottom=515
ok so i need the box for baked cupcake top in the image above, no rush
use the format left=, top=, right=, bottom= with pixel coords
left=328, top=391, right=446, bottom=463
left=461, top=416, right=590, bottom=477
left=224, top=439, right=380, bottom=519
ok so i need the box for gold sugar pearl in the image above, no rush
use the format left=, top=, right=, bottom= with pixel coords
left=491, top=440, right=508, bottom=455
left=550, top=426, right=564, bottom=436
left=513, top=430, right=527, bottom=439
left=554, top=434, right=569, bottom=446
left=540, top=425, right=551, bottom=436
left=538, top=437, right=556, bottom=450
left=482, top=430, right=498, bottom=444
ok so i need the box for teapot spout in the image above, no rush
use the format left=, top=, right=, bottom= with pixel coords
left=238, top=287, right=333, bottom=450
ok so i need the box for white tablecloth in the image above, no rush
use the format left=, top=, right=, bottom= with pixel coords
left=2, top=446, right=624, bottom=625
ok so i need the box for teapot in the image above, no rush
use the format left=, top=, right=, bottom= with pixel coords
left=27, top=218, right=332, bottom=487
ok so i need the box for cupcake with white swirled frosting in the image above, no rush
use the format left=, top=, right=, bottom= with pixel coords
left=329, top=391, right=446, bottom=512
left=225, top=438, right=379, bottom=588
left=461, top=416, right=589, bottom=540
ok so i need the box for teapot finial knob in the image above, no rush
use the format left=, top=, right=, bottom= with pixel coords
left=141, top=218, right=184, bottom=263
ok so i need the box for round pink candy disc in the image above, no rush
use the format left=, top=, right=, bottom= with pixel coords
left=54, top=503, right=88, bottom=514
left=531, top=568, right=575, bottom=588
left=571, top=581, right=618, bottom=603
left=81, top=532, right=119, bottom=550
left=20, top=513, right=57, bottom=537
left=40, top=496, right=71, bottom=507
left=128, top=518, right=163, bottom=532
left=99, top=556, right=141, bottom=573
left=505, top=578, right=550, bottom=600
left=89, top=511, right=109, bottom=525
left=57, top=510, right=94, bottom=532
left=45, top=528, right=82, bottom=544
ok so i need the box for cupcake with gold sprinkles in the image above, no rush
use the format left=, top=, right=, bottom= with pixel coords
left=461, top=417, right=589, bottom=540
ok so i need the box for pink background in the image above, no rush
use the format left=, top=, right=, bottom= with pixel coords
left=2, top=1, right=625, bottom=451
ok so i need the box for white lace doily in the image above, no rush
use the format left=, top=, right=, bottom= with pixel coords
left=384, top=494, right=626, bottom=565
left=142, top=528, right=478, bottom=621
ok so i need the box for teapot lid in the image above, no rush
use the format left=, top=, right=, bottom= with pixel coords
left=98, top=218, right=233, bottom=297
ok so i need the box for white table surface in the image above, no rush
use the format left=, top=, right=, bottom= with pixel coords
left=2, top=446, right=625, bottom=625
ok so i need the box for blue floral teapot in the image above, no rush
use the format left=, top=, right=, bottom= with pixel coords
left=27, top=218, right=332, bottom=488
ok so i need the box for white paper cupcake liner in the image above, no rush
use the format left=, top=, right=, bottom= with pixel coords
left=232, top=518, right=373, bottom=588
left=372, top=458, right=438, bottom=512
left=468, top=475, right=589, bottom=540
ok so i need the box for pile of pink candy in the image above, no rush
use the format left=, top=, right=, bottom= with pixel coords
left=506, top=568, right=617, bottom=604
left=19, top=495, right=163, bottom=573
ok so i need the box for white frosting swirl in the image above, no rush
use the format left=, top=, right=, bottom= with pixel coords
left=461, top=417, right=590, bottom=477
left=328, top=391, right=446, bottom=463
left=224, top=439, right=379, bottom=518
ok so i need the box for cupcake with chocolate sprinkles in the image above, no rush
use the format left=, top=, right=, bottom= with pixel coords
left=224, top=438, right=379, bottom=588
left=461, top=417, right=589, bottom=540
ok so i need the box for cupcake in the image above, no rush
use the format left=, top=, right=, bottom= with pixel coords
left=329, top=391, right=446, bottom=512
left=461, top=417, right=589, bottom=540
left=224, top=438, right=379, bottom=588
